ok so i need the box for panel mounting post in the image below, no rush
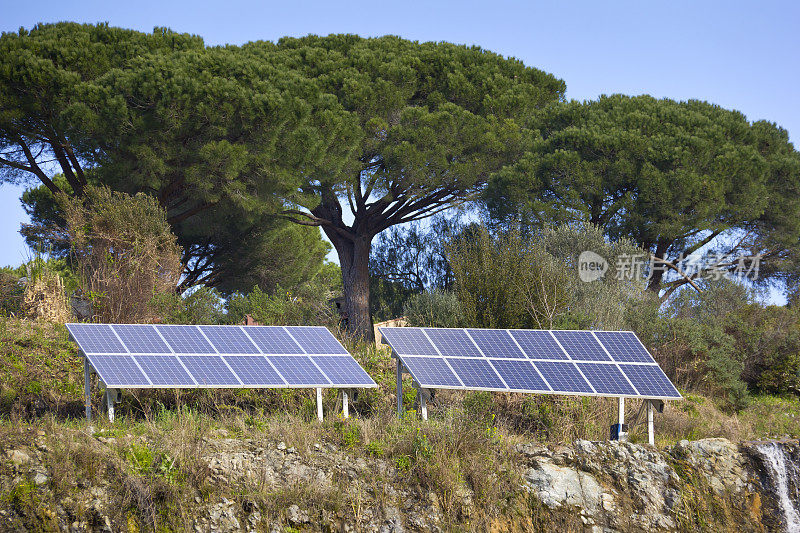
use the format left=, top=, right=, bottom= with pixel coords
left=84, top=357, right=92, bottom=421
left=419, top=389, right=428, bottom=421
left=316, top=387, right=323, bottom=421
left=647, top=400, right=655, bottom=446
left=617, top=397, right=627, bottom=441
left=105, top=388, right=118, bottom=423
left=396, top=356, right=403, bottom=418
left=342, top=390, right=349, bottom=419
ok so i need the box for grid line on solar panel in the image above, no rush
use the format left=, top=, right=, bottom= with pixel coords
left=489, top=359, right=551, bottom=391
left=594, top=331, right=655, bottom=363
left=66, top=324, right=127, bottom=354
left=445, top=357, right=507, bottom=389
left=179, top=355, right=242, bottom=386
left=155, top=325, right=215, bottom=353
left=619, top=364, right=681, bottom=398
left=423, top=328, right=483, bottom=357
left=379, top=327, right=438, bottom=355
left=575, top=363, right=637, bottom=395
left=466, top=329, right=524, bottom=358
left=223, top=356, right=286, bottom=385
left=243, top=327, right=304, bottom=354
left=551, top=330, right=611, bottom=361
left=134, top=355, right=197, bottom=387
left=267, top=355, right=331, bottom=386
left=111, top=324, right=171, bottom=353
left=401, top=356, right=463, bottom=388
left=509, top=330, right=568, bottom=360
left=200, top=326, right=260, bottom=354
left=87, top=355, right=151, bottom=387
left=533, top=361, right=595, bottom=393
left=311, top=356, right=376, bottom=386
left=284, top=326, right=347, bottom=354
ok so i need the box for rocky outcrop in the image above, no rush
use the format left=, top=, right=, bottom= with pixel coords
left=1, top=431, right=796, bottom=532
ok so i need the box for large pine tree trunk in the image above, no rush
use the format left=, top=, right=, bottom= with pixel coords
left=330, top=233, right=374, bottom=342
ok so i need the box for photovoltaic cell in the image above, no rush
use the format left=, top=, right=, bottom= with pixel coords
left=156, top=325, right=215, bottom=353
left=467, top=329, right=524, bottom=358
left=509, top=330, right=568, bottom=360
left=285, top=327, right=347, bottom=354
left=401, top=357, right=462, bottom=387
left=551, top=330, right=611, bottom=361
left=446, top=358, right=505, bottom=389
left=245, top=327, right=304, bottom=354
left=111, top=324, right=170, bottom=353
left=67, top=324, right=127, bottom=354
left=379, top=328, right=437, bottom=355
left=575, top=363, right=636, bottom=395
left=179, top=355, right=241, bottom=386
left=594, top=331, right=655, bottom=363
left=267, top=355, right=330, bottom=386
left=425, top=328, right=482, bottom=357
left=533, top=361, right=594, bottom=393
left=312, top=356, right=375, bottom=386
left=87, top=355, right=150, bottom=387
left=200, top=326, right=260, bottom=354
left=223, top=356, right=285, bottom=385
left=490, top=359, right=550, bottom=392
left=134, top=355, right=196, bottom=387
left=620, top=364, right=681, bottom=398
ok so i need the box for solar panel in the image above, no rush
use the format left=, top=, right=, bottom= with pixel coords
left=224, top=356, right=286, bottom=386
left=87, top=355, right=150, bottom=387
left=620, top=364, right=681, bottom=398
left=594, top=331, right=655, bottom=363
left=245, top=327, right=304, bottom=354
left=200, top=326, right=260, bottom=354
left=379, top=327, right=679, bottom=400
left=490, top=359, right=550, bottom=392
left=425, top=328, right=482, bottom=357
left=285, top=326, right=348, bottom=354
left=156, top=325, right=215, bottom=353
left=401, top=356, right=462, bottom=387
left=180, top=355, right=242, bottom=386
left=311, top=356, right=375, bottom=386
left=575, top=363, right=636, bottom=395
left=551, top=330, right=611, bottom=361
left=446, top=358, right=506, bottom=389
left=467, top=329, right=525, bottom=358
left=509, top=330, right=568, bottom=360
left=111, top=324, right=171, bottom=353
left=66, top=324, right=127, bottom=354
left=379, top=327, right=438, bottom=355
left=533, top=361, right=595, bottom=393
left=134, top=355, right=196, bottom=387
left=267, top=355, right=330, bottom=386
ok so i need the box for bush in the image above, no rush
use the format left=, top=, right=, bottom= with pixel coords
left=402, top=290, right=464, bottom=328
left=60, top=186, right=182, bottom=323
left=155, top=287, right=226, bottom=324
left=0, top=271, right=24, bottom=316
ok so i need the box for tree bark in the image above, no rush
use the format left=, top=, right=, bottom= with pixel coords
left=326, top=230, right=374, bottom=342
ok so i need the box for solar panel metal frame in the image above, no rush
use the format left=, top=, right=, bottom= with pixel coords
left=379, top=327, right=681, bottom=400
left=67, top=324, right=376, bottom=390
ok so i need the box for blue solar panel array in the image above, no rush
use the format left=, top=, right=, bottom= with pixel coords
left=379, top=327, right=681, bottom=399
left=67, top=324, right=376, bottom=390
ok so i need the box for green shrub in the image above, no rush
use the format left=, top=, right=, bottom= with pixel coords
left=403, top=290, right=463, bottom=328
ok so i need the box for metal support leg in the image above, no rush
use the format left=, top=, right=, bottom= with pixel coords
left=618, top=397, right=627, bottom=441
left=419, top=390, right=428, bottom=421
left=316, top=388, right=323, bottom=421
left=396, top=358, right=403, bottom=418
left=106, top=389, right=116, bottom=423
left=84, top=357, right=92, bottom=421
left=342, top=390, right=349, bottom=419
left=647, top=400, right=655, bottom=446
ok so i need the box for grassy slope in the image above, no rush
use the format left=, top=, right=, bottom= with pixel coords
left=0, top=316, right=798, bottom=531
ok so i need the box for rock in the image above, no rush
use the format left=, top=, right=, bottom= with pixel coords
left=277, top=441, right=287, bottom=451
left=524, top=458, right=603, bottom=511
left=6, top=449, right=30, bottom=466
left=287, top=504, right=310, bottom=524
left=32, top=471, right=48, bottom=485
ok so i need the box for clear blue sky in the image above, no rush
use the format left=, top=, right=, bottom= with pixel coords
left=2, top=0, right=799, bottom=290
